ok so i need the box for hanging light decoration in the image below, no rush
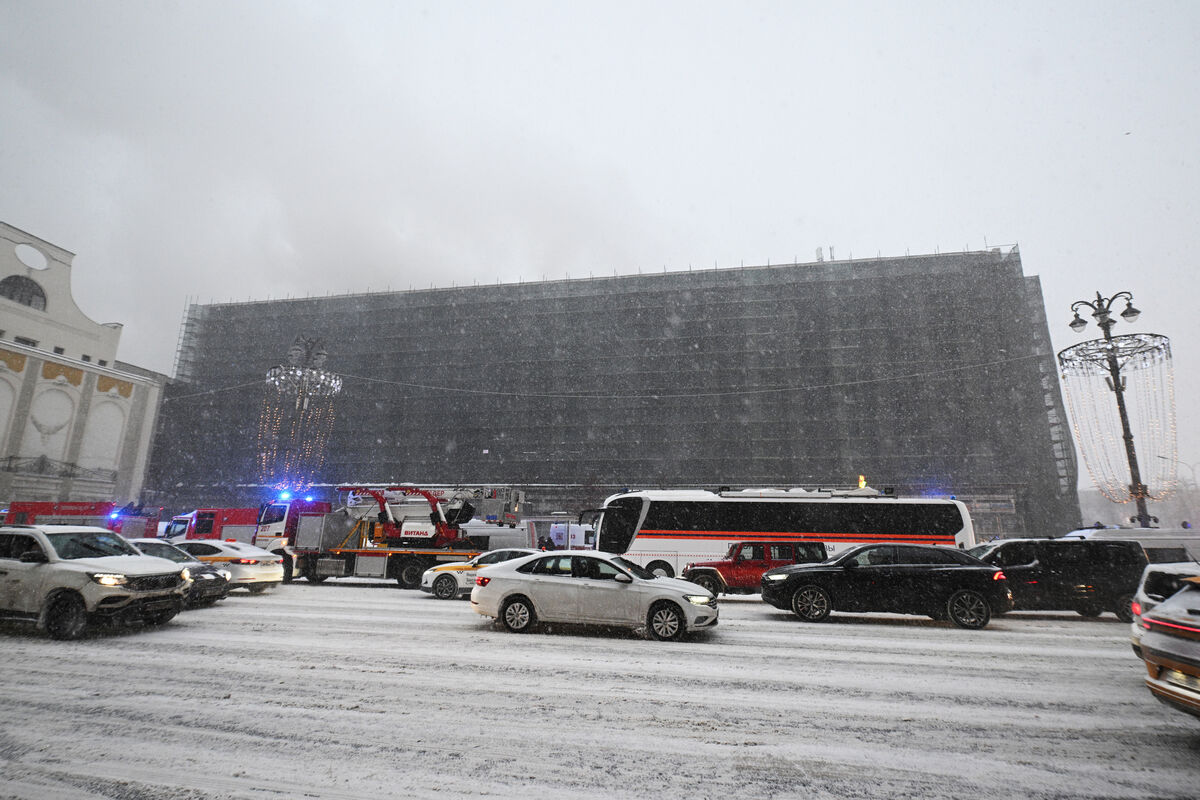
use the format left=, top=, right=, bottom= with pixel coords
left=256, top=335, right=342, bottom=490
left=1059, top=332, right=1177, bottom=507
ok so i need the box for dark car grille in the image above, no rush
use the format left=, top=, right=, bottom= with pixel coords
left=128, top=573, right=183, bottom=592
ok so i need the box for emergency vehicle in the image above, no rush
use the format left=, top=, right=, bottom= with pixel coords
left=162, top=508, right=261, bottom=543
left=282, top=485, right=491, bottom=589
left=3, top=501, right=161, bottom=539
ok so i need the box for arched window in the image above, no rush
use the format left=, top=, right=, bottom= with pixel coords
left=0, top=276, right=47, bottom=311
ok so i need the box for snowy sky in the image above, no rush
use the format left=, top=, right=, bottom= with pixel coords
left=2, top=1, right=1199, bottom=472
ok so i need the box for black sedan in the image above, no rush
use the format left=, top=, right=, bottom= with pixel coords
left=761, top=543, right=1014, bottom=629
left=130, top=538, right=232, bottom=608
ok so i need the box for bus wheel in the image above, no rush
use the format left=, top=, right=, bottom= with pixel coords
left=396, top=559, right=424, bottom=589
left=646, top=560, right=675, bottom=578
left=791, top=585, right=831, bottom=622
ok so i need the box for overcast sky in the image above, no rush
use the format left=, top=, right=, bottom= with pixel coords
left=2, top=1, right=1199, bottom=485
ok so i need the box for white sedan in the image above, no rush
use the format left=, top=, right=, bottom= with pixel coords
left=173, top=539, right=284, bottom=593
left=470, top=550, right=718, bottom=641
left=420, top=548, right=539, bottom=599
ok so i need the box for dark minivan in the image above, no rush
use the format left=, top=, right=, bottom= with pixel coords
left=967, top=538, right=1146, bottom=622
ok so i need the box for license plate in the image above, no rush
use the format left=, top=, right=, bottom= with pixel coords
left=1165, top=669, right=1200, bottom=693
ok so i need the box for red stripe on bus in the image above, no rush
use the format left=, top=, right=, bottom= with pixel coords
left=638, top=529, right=957, bottom=544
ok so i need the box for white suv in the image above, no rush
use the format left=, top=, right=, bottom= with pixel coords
left=0, top=525, right=190, bottom=639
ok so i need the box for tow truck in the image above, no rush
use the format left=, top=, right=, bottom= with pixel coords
left=281, top=485, right=487, bottom=589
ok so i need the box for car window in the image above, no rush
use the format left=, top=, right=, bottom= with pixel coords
left=847, top=546, right=894, bottom=566
left=894, top=546, right=956, bottom=565
left=572, top=556, right=623, bottom=580
left=769, top=544, right=792, bottom=560
left=1096, top=542, right=1144, bottom=566
left=44, top=531, right=141, bottom=559
left=793, top=543, right=826, bottom=563
left=739, top=544, right=765, bottom=560
left=991, top=542, right=1038, bottom=568
left=476, top=551, right=505, bottom=565
left=1044, top=542, right=1086, bottom=565
left=529, top=556, right=573, bottom=576
left=135, top=541, right=191, bottom=563
left=0, top=533, right=42, bottom=560
left=179, top=542, right=221, bottom=556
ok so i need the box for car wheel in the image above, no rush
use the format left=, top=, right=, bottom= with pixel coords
left=690, top=573, right=721, bottom=596
left=45, top=592, right=88, bottom=640
left=646, top=560, right=675, bottom=578
left=790, top=584, right=831, bottom=622
left=647, top=601, right=686, bottom=641
left=500, top=596, right=536, bottom=632
left=248, top=584, right=270, bottom=594
left=396, top=560, right=424, bottom=589
left=1113, top=594, right=1135, bottom=624
left=947, top=590, right=991, bottom=629
left=1076, top=603, right=1103, bottom=618
left=433, top=574, right=459, bottom=600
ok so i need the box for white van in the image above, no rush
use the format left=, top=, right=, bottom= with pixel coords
left=1062, top=527, right=1199, bottom=563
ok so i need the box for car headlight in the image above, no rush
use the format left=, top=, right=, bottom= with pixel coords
left=684, top=594, right=713, bottom=606
left=217, top=569, right=232, bottom=581
left=89, top=572, right=128, bottom=586
left=180, top=568, right=192, bottom=582
left=764, top=573, right=788, bottom=581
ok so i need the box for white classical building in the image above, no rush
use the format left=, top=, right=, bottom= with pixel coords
left=0, top=221, right=164, bottom=504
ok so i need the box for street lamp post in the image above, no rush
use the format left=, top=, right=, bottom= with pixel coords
left=1067, top=291, right=1152, bottom=527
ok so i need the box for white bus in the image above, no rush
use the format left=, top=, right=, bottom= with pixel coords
left=584, top=487, right=976, bottom=577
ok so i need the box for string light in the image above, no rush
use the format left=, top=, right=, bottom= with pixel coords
left=1059, top=332, right=1176, bottom=506
left=256, top=336, right=342, bottom=490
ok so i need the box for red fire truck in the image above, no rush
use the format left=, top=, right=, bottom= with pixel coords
left=162, top=508, right=262, bottom=543
left=3, top=501, right=162, bottom=539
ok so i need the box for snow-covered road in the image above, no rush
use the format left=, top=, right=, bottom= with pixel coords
left=1, top=582, right=1197, bottom=799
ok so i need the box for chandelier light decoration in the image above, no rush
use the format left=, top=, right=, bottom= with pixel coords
left=256, top=335, right=343, bottom=490
left=1058, top=291, right=1177, bottom=524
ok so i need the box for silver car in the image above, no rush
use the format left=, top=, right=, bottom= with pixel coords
left=470, top=550, right=718, bottom=641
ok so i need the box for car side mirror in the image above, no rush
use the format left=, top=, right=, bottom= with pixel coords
left=19, top=549, right=47, bottom=563
left=614, top=573, right=633, bottom=583
left=843, top=561, right=858, bottom=570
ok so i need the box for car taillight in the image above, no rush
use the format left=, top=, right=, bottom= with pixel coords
left=235, top=558, right=259, bottom=565
left=993, top=570, right=1006, bottom=581
left=1131, top=601, right=1142, bottom=616
left=475, top=576, right=490, bottom=586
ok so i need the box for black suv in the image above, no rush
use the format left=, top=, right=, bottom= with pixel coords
left=967, top=538, right=1146, bottom=622
left=761, top=543, right=1013, bottom=629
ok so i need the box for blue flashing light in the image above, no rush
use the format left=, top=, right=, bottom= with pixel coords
left=109, top=512, right=119, bottom=519
left=279, top=491, right=292, bottom=501
left=304, top=495, right=313, bottom=502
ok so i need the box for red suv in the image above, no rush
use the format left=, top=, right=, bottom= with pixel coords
left=682, top=540, right=828, bottom=596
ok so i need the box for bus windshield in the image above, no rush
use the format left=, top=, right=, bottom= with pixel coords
left=596, top=496, right=644, bottom=553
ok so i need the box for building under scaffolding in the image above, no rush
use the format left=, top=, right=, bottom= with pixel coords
left=146, top=247, right=1080, bottom=537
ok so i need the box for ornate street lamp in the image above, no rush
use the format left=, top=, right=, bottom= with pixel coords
left=1058, top=292, right=1176, bottom=528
